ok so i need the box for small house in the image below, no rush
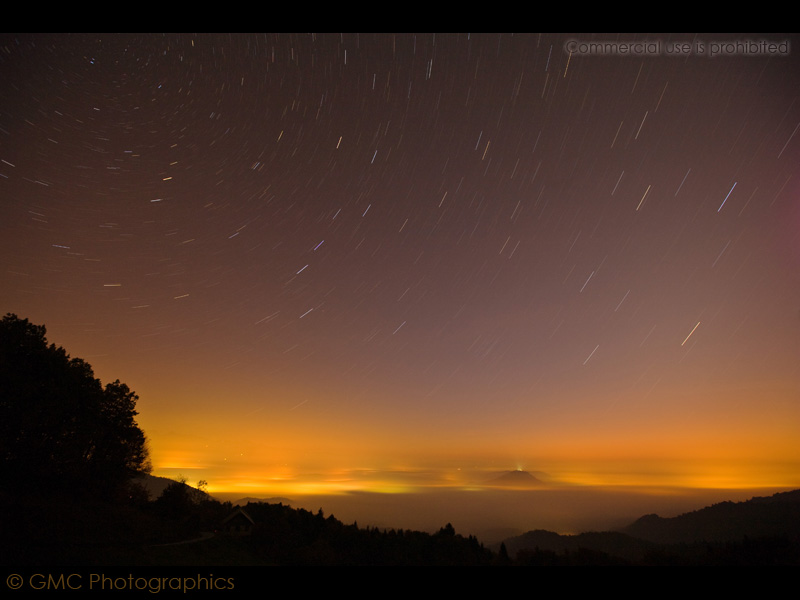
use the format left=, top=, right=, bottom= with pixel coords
left=220, top=507, right=255, bottom=536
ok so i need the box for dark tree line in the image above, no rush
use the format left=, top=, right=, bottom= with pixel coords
left=239, top=502, right=496, bottom=566
left=0, top=313, right=151, bottom=498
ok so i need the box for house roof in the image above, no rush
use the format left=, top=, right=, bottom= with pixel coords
left=222, top=507, right=255, bottom=526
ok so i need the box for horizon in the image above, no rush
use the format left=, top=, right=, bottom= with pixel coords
left=2, top=33, right=798, bottom=540
left=153, top=459, right=800, bottom=498
left=145, top=464, right=799, bottom=540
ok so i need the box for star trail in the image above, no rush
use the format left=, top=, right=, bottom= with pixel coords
left=1, top=34, right=798, bottom=525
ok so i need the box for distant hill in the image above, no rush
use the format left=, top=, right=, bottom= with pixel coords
left=484, top=470, right=543, bottom=488
left=502, top=529, right=656, bottom=563
left=500, top=489, right=800, bottom=565
left=130, top=473, right=210, bottom=503
left=621, top=488, right=800, bottom=544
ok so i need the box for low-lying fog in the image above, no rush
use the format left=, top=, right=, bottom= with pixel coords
left=215, top=485, right=787, bottom=544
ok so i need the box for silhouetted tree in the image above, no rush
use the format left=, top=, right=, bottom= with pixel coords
left=0, top=313, right=150, bottom=498
left=154, top=478, right=194, bottom=519
left=497, top=541, right=510, bottom=564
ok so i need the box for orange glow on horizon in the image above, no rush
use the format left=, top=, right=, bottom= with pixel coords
left=149, top=453, right=800, bottom=500
left=140, top=390, right=800, bottom=499
left=142, top=377, right=799, bottom=499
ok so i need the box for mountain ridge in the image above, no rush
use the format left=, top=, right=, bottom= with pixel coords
left=483, top=469, right=544, bottom=488
left=499, top=488, right=800, bottom=564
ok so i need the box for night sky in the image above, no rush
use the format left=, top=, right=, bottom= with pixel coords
left=2, top=33, right=798, bottom=506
